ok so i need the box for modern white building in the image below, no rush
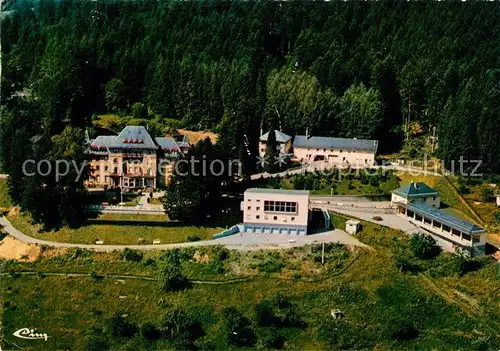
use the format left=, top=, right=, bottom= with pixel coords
left=391, top=182, right=440, bottom=208
left=292, top=135, right=378, bottom=166
left=241, top=188, right=310, bottom=235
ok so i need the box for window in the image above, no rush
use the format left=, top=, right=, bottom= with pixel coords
left=256, top=215, right=260, bottom=220
left=248, top=199, right=251, bottom=202
left=96, top=165, right=100, bottom=171
left=273, top=216, right=277, bottom=220
left=247, top=206, right=251, bottom=210
left=256, top=199, right=260, bottom=202
left=291, top=217, right=295, bottom=221
left=472, top=236, right=479, bottom=243
left=264, top=200, right=297, bottom=213
left=105, top=166, right=108, bottom=171
left=256, top=207, right=260, bottom=211
left=462, top=233, right=471, bottom=241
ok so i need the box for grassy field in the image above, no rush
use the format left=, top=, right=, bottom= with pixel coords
left=1, top=223, right=498, bottom=350
left=0, top=179, right=228, bottom=244
left=7, top=212, right=224, bottom=245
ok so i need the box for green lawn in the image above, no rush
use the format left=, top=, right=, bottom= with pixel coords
left=1, top=224, right=498, bottom=350
left=7, top=213, right=224, bottom=245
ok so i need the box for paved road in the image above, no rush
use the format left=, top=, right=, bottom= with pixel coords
left=250, top=164, right=442, bottom=180
left=0, top=215, right=369, bottom=252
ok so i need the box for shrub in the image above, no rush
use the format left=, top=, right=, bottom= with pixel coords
left=257, top=327, right=285, bottom=349
left=187, top=235, right=201, bottom=242
left=317, top=320, right=373, bottom=350
left=90, top=270, right=103, bottom=282
left=389, top=319, right=419, bottom=341
left=140, top=322, right=161, bottom=341
left=495, top=211, right=500, bottom=224
left=131, top=102, right=148, bottom=119
left=394, top=254, right=420, bottom=274
left=255, top=294, right=305, bottom=329
left=410, top=233, right=441, bottom=259
left=105, top=313, right=137, bottom=338
left=122, top=248, right=143, bottom=262
left=85, top=334, right=109, bottom=351
left=480, top=186, right=494, bottom=202
left=223, top=307, right=256, bottom=347
left=157, top=263, right=189, bottom=292
left=258, top=257, right=285, bottom=273
left=161, top=308, right=204, bottom=349
left=458, top=183, right=470, bottom=194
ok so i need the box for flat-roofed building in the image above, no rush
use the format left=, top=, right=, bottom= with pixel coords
left=241, top=188, right=310, bottom=235
left=292, top=135, right=378, bottom=166
left=391, top=182, right=440, bottom=208
left=396, top=201, right=487, bottom=256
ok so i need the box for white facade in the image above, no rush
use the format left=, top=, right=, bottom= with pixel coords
left=258, top=140, right=292, bottom=159
left=293, top=147, right=376, bottom=167
left=241, top=188, right=310, bottom=235
left=397, top=205, right=487, bottom=256
left=345, top=220, right=361, bottom=235
left=391, top=193, right=440, bottom=208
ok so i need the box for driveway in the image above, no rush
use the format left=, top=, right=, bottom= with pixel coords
left=250, top=164, right=442, bottom=180
left=324, top=206, right=455, bottom=252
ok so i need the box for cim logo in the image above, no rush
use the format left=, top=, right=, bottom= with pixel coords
left=13, top=328, right=49, bottom=341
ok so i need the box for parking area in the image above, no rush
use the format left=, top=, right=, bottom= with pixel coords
left=325, top=206, right=455, bottom=252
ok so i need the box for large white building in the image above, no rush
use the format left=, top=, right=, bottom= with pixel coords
left=392, top=182, right=487, bottom=256
left=258, top=130, right=379, bottom=167
left=292, top=135, right=378, bottom=166
left=241, top=188, right=310, bottom=235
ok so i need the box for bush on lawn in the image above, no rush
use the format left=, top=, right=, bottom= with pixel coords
left=187, top=235, right=201, bottom=242
left=140, top=322, right=161, bottom=341
left=223, top=307, right=256, bottom=347
left=157, top=262, right=189, bottom=292
left=410, top=233, right=441, bottom=259
left=104, top=313, right=137, bottom=339
left=161, top=307, right=204, bottom=349
left=122, top=248, right=143, bottom=262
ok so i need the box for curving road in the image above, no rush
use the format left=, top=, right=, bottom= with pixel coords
left=0, top=215, right=369, bottom=252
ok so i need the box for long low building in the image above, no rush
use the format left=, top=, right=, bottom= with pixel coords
left=292, top=134, right=378, bottom=166
left=396, top=201, right=487, bottom=256
left=241, top=188, right=310, bottom=235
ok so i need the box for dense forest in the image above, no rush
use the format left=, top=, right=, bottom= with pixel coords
left=0, top=0, right=499, bottom=227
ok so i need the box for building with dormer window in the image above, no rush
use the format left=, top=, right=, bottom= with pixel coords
left=86, top=126, right=189, bottom=190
